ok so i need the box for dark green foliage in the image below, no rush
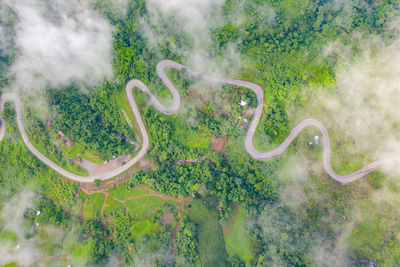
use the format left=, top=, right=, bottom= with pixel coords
left=174, top=217, right=200, bottom=265
left=187, top=199, right=227, bottom=267
left=249, top=205, right=315, bottom=266
left=1, top=0, right=400, bottom=266
left=48, top=83, right=135, bottom=160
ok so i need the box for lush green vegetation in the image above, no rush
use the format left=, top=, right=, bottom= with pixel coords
left=224, top=207, right=254, bottom=264
left=187, top=199, right=227, bottom=266
left=1, top=0, right=400, bottom=266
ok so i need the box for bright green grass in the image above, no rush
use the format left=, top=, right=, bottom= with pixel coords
left=116, top=89, right=141, bottom=142
left=172, top=124, right=210, bottom=150
left=69, top=238, right=93, bottom=266
left=224, top=208, right=254, bottom=264
left=60, top=141, right=104, bottom=164
left=60, top=226, right=81, bottom=254
left=80, top=150, right=104, bottom=164
left=104, top=196, right=163, bottom=220
left=188, top=199, right=227, bottom=267
left=60, top=141, right=84, bottom=158
left=0, top=230, right=18, bottom=245
left=79, top=191, right=105, bottom=219
left=3, top=263, right=18, bottom=267
left=130, top=219, right=162, bottom=240
left=107, top=184, right=153, bottom=200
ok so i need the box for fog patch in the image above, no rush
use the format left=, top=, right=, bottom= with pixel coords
left=140, top=0, right=243, bottom=76
left=4, top=0, right=114, bottom=94
left=0, top=190, right=41, bottom=266
left=92, top=0, right=130, bottom=17
left=276, top=154, right=310, bottom=209
left=316, top=37, right=400, bottom=178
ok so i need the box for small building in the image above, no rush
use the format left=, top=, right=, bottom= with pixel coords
left=314, top=135, right=320, bottom=145
left=58, top=131, right=65, bottom=137
left=47, top=120, right=52, bottom=126
left=239, top=100, right=247, bottom=107
left=36, top=210, right=41, bottom=216
left=243, top=118, right=247, bottom=123
left=66, top=140, right=74, bottom=147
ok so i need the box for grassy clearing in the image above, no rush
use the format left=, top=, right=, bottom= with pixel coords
left=0, top=230, right=18, bottom=245
left=3, top=263, right=18, bottom=267
left=116, top=89, right=142, bottom=143
left=130, top=218, right=162, bottom=240
left=69, top=238, right=93, bottom=266
left=79, top=191, right=105, bottom=219
left=59, top=141, right=85, bottom=159
left=60, top=141, right=104, bottom=164
left=106, top=184, right=154, bottom=200
left=81, top=151, right=104, bottom=164
left=223, top=207, right=254, bottom=264
left=188, top=199, right=227, bottom=267
left=104, top=196, right=163, bottom=220
left=172, top=123, right=210, bottom=150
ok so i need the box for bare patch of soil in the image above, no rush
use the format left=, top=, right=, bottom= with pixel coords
left=161, top=213, right=174, bottom=226
left=210, top=136, right=229, bottom=152
left=222, top=205, right=239, bottom=236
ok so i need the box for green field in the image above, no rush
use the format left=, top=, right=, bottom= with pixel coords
left=224, top=207, right=254, bottom=264
left=69, top=238, right=93, bottom=266
left=106, top=184, right=154, bottom=200
left=130, top=218, right=162, bottom=240
left=79, top=191, right=105, bottom=219
left=188, top=199, right=227, bottom=267
left=172, top=122, right=211, bottom=150
left=103, top=196, right=164, bottom=220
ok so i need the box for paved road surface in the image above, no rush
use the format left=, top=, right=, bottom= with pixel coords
left=1, top=60, right=398, bottom=184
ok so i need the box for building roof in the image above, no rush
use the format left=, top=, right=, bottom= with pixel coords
left=58, top=131, right=64, bottom=137
left=66, top=140, right=74, bottom=147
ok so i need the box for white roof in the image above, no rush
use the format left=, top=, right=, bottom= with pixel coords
left=240, top=100, right=247, bottom=106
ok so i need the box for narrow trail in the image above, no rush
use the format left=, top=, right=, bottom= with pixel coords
left=1, top=60, right=398, bottom=184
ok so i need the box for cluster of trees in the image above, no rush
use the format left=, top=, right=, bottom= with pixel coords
left=47, top=83, right=135, bottom=160
left=24, top=107, right=87, bottom=175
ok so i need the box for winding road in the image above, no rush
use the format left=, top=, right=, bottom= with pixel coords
left=1, top=60, right=399, bottom=184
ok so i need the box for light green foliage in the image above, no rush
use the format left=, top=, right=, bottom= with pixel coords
left=1, top=0, right=400, bottom=265
left=104, top=196, right=163, bottom=220
left=187, top=199, right=227, bottom=266
left=130, top=219, right=161, bottom=240
left=107, top=184, right=154, bottom=200
left=224, top=207, right=254, bottom=264
left=79, top=191, right=105, bottom=219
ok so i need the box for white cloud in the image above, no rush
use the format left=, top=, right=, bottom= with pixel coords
left=5, top=0, right=114, bottom=93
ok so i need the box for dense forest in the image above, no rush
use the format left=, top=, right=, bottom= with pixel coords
left=1, top=0, right=400, bottom=266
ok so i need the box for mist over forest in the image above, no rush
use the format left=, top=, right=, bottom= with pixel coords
left=1, top=0, right=400, bottom=266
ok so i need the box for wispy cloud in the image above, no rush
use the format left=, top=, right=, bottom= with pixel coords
left=3, top=0, right=114, bottom=94
left=0, top=190, right=41, bottom=266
